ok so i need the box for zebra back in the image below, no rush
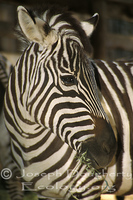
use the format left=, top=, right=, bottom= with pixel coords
left=93, top=59, right=133, bottom=196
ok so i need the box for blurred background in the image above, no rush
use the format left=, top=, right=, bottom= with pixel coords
left=0, top=0, right=133, bottom=65
left=0, top=0, right=133, bottom=199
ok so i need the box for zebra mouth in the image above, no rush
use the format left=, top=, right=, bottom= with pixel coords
left=86, top=153, right=100, bottom=169
left=77, top=150, right=100, bottom=169
left=91, top=157, right=100, bottom=169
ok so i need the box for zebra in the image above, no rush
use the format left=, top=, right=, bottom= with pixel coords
left=92, top=59, right=133, bottom=199
left=4, top=5, right=117, bottom=200
left=0, top=54, right=24, bottom=200
left=0, top=54, right=12, bottom=88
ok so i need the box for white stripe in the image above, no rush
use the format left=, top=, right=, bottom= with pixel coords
left=114, top=61, right=133, bottom=112
left=55, top=112, right=94, bottom=137
left=101, top=60, right=125, bottom=93
left=64, top=124, right=95, bottom=144
left=12, top=131, right=56, bottom=161
left=44, top=96, right=87, bottom=127
left=22, top=143, right=72, bottom=182
left=131, top=66, right=133, bottom=76
left=49, top=14, right=62, bottom=26
left=98, top=67, right=132, bottom=194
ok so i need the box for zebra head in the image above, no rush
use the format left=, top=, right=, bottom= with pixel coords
left=15, top=6, right=116, bottom=169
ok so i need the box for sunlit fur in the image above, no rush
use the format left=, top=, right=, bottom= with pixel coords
left=93, top=60, right=133, bottom=197
left=4, top=7, right=116, bottom=200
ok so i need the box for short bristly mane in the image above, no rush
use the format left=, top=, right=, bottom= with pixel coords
left=16, top=6, right=93, bottom=54
left=42, top=7, right=93, bottom=53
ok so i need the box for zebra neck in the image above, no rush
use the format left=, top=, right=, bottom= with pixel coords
left=98, top=91, right=117, bottom=141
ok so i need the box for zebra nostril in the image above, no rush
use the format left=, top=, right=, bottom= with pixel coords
left=102, top=142, right=110, bottom=155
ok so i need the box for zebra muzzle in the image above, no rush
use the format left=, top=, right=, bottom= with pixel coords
left=80, top=119, right=117, bottom=169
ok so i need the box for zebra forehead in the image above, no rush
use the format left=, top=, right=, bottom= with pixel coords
left=43, top=10, right=91, bottom=51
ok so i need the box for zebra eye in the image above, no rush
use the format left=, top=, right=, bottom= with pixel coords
left=60, top=75, right=76, bottom=86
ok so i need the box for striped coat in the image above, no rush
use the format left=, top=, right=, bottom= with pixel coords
left=93, top=59, right=133, bottom=197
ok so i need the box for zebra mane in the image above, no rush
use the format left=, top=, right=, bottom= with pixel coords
left=16, top=6, right=93, bottom=54
left=42, top=6, right=92, bottom=53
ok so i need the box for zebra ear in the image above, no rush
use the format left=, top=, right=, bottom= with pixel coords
left=17, top=6, right=58, bottom=47
left=81, top=13, right=99, bottom=36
